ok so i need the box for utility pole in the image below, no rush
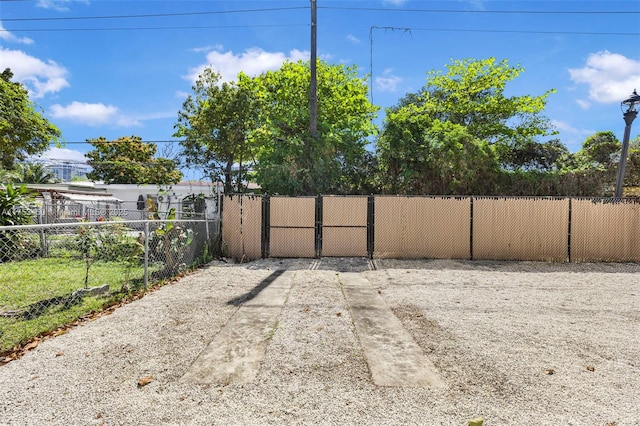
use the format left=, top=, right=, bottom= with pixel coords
left=309, top=0, right=318, bottom=138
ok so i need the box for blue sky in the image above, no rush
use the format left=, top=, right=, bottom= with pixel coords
left=1, top=0, right=639, bottom=180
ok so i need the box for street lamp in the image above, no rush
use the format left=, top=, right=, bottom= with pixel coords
left=614, top=89, right=640, bottom=198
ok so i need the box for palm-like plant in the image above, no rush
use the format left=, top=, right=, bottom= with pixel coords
left=13, top=162, right=58, bottom=184
left=0, top=183, right=36, bottom=261
left=0, top=168, right=19, bottom=185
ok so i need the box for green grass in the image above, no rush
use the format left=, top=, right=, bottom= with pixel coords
left=0, top=256, right=146, bottom=353
left=0, top=225, right=215, bottom=355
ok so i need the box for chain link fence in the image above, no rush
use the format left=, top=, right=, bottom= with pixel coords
left=0, top=216, right=220, bottom=354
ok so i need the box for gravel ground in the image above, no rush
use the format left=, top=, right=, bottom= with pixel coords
left=0, top=258, right=638, bottom=425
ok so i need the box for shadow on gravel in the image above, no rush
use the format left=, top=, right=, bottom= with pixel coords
left=226, top=269, right=286, bottom=306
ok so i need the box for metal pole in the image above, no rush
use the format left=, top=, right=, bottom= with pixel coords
left=309, top=0, right=318, bottom=138
left=144, top=220, right=149, bottom=289
left=204, top=202, right=210, bottom=258
left=614, top=110, right=638, bottom=198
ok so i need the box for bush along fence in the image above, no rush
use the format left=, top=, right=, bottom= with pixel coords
left=0, top=215, right=220, bottom=355
left=222, top=194, right=640, bottom=263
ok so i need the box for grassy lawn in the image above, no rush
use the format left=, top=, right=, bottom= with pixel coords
left=0, top=256, right=145, bottom=353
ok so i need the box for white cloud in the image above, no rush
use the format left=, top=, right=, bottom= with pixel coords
left=0, top=47, right=69, bottom=98
left=568, top=51, right=640, bottom=104
left=50, top=101, right=122, bottom=126
left=49, top=102, right=175, bottom=127
left=347, top=34, right=360, bottom=44
left=550, top=120, right=580, bottom=134
left=133, top=111, right=176, bottom=121
left=383, top=0, right=408, bottom=5
left=375, top=68, right=402, bottom=92
left=186, top=47, right=310, bottom=84
left=36, top=0, right=89, bottom=12
left=191, top=44, right=223, bottom=53
left=576, top=99, right=590, bottom=110
left=175, top=90, right=190, bottom=99
left=0, top=22, right=34, bottom=45
left=35, top=147, right=88, bottom=163
left=550, top=120, right=595, bottom=146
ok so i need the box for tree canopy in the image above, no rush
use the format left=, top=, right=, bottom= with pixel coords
left=176, top=60, right=378, bottom=195
left=377, top=108, right=500, bottom=194
left=174, top=56, right=638, bottom=197
left=174, top=68, right=258, bottom=193
left=0, top=68, right=61, bottom=169
left=377, top=57, right=563, bottom=195
left=86, top=136, right=182, bottom=184
left=414, top=57, right=555, bottom=143
left=243, top=60, right=378, bottom=195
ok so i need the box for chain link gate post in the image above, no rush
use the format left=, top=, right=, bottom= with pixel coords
left=567, top=198, right=572, bottom=263
left=144, top=220, right=150, bottom=289
left=315, top=195, right=323, bottom=258
left=367, top=195, right=375, bottom=259
left=261, top=195, right=270, bottom=259
left=470, top=196, right=474, bottom=261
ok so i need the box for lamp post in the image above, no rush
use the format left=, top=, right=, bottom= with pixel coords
left=614, top=90, right=640, bottom=198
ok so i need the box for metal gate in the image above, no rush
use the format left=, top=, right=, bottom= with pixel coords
left=266, top=196, right=370, bottom=258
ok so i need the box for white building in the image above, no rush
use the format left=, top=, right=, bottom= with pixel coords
left=27, top=181, right=222, bottom=222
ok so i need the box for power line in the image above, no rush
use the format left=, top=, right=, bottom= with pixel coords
left=6, top=24, right=308, bottom=32
left=6, top=24, right=636, bottom=36
left=4, top=5, right=637, bottom=22
left=321, top=6, right=640, bottom=15
left=1, top=6, right=309, bottom=21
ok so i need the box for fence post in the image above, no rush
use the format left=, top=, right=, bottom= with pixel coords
left=261, top=195, right=270, bottom=258
left=469, top=196, right=474, bottom=261
left=144, top=220, right=149, bottom=289
left=315, top=195, right=323, bottom=258
left=567, top=198, right=572, bottom=263
left=367, top=195, right=375, bottom=259
left=38, top=207, right=48, bottom=257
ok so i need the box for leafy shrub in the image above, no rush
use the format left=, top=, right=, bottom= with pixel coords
left=0, top=184, right=35, bottom=262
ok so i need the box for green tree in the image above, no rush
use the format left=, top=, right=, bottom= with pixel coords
left=417, top=58, right=555, bottom=144
left=377, top=111, right=500, bottom=194
left=500, top=139, right=569, bottom=172
left=0, top=68, right=61, bottom=169
left=246, top=60, right=378, bottom=195
left=174, top=68, right=258, bottom=193
left=86, top=136, right=182, bottom=184
left=624, top=136, right=640, bottom=189
left=377, top=57, right=556, bottom=194
left=570, top=131, right=620, bottom=171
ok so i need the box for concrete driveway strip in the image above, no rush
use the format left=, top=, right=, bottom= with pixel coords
left=182, top=270, right=294, bottom=385
left=339, top=272, right=444, bottom=388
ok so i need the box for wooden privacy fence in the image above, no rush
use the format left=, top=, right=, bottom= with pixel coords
left=221, top=195, right=640, bottom=263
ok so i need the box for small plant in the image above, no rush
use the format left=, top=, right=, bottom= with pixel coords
left=150, top=208, right=193, bottom=274
left=74, top=219, right=143, bottom=289
left=122, top=234, right=145, bottom=290
left=75, top=223, right=98, bottom=288
left=0, top=184, right=36, bottom=262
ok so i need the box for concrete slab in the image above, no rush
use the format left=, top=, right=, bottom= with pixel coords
left=340, top=272, right=444, bottom=388
left=181, top=270, right=294, bottom=384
